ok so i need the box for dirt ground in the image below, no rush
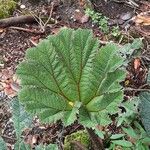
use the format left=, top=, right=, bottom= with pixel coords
left=0, top=0, right=150, bottom=149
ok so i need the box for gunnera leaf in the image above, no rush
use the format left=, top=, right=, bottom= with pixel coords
left=0, top=137, right=7, bottom=150
left=16, top=28, right=126, bottom=127
left=10, top=98, right=32, bottom=139
left=139, top=92, right=150, bottom=136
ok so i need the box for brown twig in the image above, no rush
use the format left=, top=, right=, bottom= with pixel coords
left=9, top=26, right=44, bottom=34
left=0, top=15, right=55, bottom=28
left=124, top=88, right=150, bottom=92
left=0, top=15, right=36, bottom=28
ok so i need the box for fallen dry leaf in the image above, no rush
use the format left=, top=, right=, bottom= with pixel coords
left=25, top=134, right=38, bottom=149
left=4, top=80, right=17, bottom=98
left=0, top=69, right=20, bottom=97
left=134, top=58, right=141, bottom=70
left=133, top=12, right=150, bottom=26
left=73, top=9, right=89, bottom=24
left=78, top=0, right=85, bottom=7
left=0, top=69, right=14, bottom=80
left=81, top=14, right=89, bottom=23
left=0, top=28, right=4, bottom=33
left=51, top=27, right=61, bottom=34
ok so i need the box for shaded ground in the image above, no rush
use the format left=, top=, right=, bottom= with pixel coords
left=0, top=0, right=150, bottom=149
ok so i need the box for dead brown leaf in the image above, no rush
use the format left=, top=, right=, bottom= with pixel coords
left=25, top=134, right=38, bottom=149
left=0, top=28, right=4, bottom=33
left=133, top=12, right=150, bottom=26
left=0, top=69, right=20, bottom=97
left=73, top=9, right=89, bottom=24
left=51, top=27, right=61, bottom=34
left=81, top=14, right=89, bottom=23
left=78, top=0, right=85, bottom=7
left=134, top=58, right=141, bottom=70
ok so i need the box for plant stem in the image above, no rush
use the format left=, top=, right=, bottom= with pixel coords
left=86, top=127, right=104, bottom=150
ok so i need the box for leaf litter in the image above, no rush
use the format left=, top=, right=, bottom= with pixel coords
left=0, top=0, right=150, bottom=149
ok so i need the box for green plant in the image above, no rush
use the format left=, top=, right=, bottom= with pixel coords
left=108, top=121, right=150, bottom=150
left=117, top=98, right=139, bottom=127
left=11, top=98, right=33, bottom=149
left=123, top=123, right=149, bottom=149
left=64, top=130, right=90, bottom=150
left=109, top=90, right=150, bottom=149
left=35, top=144, right=58, bottom=150
left=0, top=137, right=7, bottom=150
left=122, top=122, right=150, bottom=150
left=0, top=98, right=58, bottom=150
left=111, top=26, right=121, bottom=37
left=139, top=92, right=150, bottom=135
left=85, top=8, right=109, bottom=33
left=0, top=0, right=17, bottom=19
left=16, top=28, right=126, bottom=129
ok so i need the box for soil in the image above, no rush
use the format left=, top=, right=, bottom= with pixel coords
left=94, top=0, right=134, bottom=19
left=0, top=0, right=150, bottom=149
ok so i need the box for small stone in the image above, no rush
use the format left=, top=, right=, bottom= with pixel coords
left=20, top=4, right=26, bottom=9
left=108, top=19, right=124, bottom=26
left=81, top=15, right=89, bottom=23
left=120, top=12, right=133, bottom=21
left=117, top=19, right=124, bottom=25
left=108, top=19, right=116, bottom=26
left=108, top=19, right=117, bottom=26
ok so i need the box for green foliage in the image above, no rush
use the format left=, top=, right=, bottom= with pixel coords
left=118, top=38, right=143, bottom=60
left=0, top=137, right=7, bottom=150
left=17, top=28, right=126, bottom=128
left=139, top=92, right=150, bottom=136
left=111, top=140, right=133, bottom=148
left=85, top=8, right=109, bottom=33
left=122, top=122, right=150, bottom=150
left=0, top=0, right=16, bottom=19
left=110, top=134, right=125, bottom=140
left=117, top=98, right=139, bottom=127
left=111, top=26, right=121, bottom=37
left=10, top=98, right=32, bottom=140
left=14, top=142, right=31, bottom=150
left=11, top=98, right=32, bottom=150
left=64, top=130, right=90, bottom=150
left=35, top=144, right=58, bottom=150
left=1, top=98, right=58, bottom=150
left=111, top=95, right=150, bottom=150
left=109, top=122, right=150, bottom=149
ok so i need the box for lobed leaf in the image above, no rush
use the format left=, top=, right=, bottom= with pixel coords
left=10, top=98, right=32, bottom=139
left=0, top=137, right=7, bottom=150
left=17, top=28, right=125, bottom=127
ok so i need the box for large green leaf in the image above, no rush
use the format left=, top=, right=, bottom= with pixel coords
left=14, top=142, right=30, bottom=150
left=0, top=137, right=7, bottom=150
left=10, top=98, right=32, bottom=139
left=139, top=92, right=150, bottom=136
left=17, top=28, right=125, bottom=127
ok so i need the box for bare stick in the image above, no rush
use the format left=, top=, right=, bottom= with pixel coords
left=9, top=26, right=44, bottom=34
left=124, top=88, right=150, bottom=92
left=0, top=15, right=35, bottom=28
left=0, top=15, right=55, bottom=28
